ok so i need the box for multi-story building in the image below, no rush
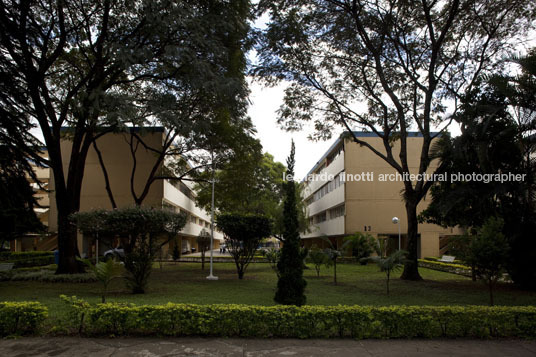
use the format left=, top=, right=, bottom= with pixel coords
left=40, top=127, right=223, bottom=257
left=302, top=132, right=461, bottom=258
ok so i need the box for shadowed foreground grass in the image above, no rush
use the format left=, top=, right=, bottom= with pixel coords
left=1, top=262, right=535, bottom=317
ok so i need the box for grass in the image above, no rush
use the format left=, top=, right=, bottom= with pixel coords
left=1, top=262, right=535, bottom=318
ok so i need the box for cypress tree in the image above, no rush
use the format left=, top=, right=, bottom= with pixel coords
left=274, top=141, right=307, bottom=305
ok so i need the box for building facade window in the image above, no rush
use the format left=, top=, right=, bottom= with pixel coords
left=329, top=204, right=345, bottom=219
left=307, top=171, right=344, bottom=206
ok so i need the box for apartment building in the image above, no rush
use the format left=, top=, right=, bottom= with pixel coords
left=42, top=127, right=223, bottom=257
left=302, top=132, right=461, bottom=258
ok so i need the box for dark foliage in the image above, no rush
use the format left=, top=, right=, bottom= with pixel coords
left=217, top=213, right=272, bottom=279
left=274, top=141, right=307, bottom=305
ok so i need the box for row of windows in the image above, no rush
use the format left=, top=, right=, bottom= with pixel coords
left=308, top=204, right=345, bottom=225
left=163, top=203, right=217, bottom=231
left=306, top=172, right=344, bottom=206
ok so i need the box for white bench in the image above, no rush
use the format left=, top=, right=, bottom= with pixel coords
left=438, top=255, right=455, bottom=263
left=0, top=263, right=14, bottom=271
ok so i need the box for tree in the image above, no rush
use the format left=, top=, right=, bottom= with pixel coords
left=368, top=250, right=408, bottom=295
left=465, top=217, right=510, bottom=306
left=72, top=207, right=186, bottom=293
left=217, top=213, right=272, bottom=279
left=196, top=229, right=211, bottom=270
left=172, top=238, right=181, bottom=262
left=80, top=258, right=124, bottom=303
left=306, top=245, right=328, bottom=277
left=419, top=62, right=536, bottom=289
left=275, top=141, right=307, bottom=305
left=0, top=0, right=251, bottom=273
left=255, top=0, right=535, bottom=280
left=344, top=232, right=378, bottom=264
left=321, top=236, right=351, bottom=285
left=0, top=145, right=44, bottom=249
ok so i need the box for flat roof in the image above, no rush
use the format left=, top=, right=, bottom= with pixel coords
left=59, top=126, right=165, bottom=133
left=303, top=131, right=442, bottom=180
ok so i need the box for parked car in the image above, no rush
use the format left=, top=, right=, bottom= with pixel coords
left=103, top=247, right=125, bottom=260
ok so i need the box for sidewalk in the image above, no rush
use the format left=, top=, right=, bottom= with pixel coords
left=1, top=337, right=535, bottom=356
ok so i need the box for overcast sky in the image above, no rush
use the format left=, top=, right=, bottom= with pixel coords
left=247, top=79, right=340, bottom=179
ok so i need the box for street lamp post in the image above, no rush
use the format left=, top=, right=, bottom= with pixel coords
left=207, top=153, right=218, bottom=281
left=392, top=217, right=401, bottom=251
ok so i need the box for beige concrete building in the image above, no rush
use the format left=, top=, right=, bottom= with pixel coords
left=42, top=127, right=223, bottom=257
left=301, top=132, right=461, bottom=258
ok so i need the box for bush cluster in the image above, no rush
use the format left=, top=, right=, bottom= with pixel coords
left=0, top=302, right=48, bottom=336
left=57, top=300, right=536, bottom=338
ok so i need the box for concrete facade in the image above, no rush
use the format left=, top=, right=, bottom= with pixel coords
left=302, top=132, right=461, bottom=258
left=43, top=128, right=222, bottom=257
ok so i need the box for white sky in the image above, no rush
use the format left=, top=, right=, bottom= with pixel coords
left=246, top=78, right=463, bottom=179
left=247, top=79, right=339, bottom=179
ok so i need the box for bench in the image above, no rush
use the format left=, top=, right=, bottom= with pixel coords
left=438, top=255, right=455, bottom=263
left=0, top=263, right=14, bottom=271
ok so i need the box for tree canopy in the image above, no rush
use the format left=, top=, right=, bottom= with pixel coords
left=0, top=0, right=252, bottom=273
left=255, top=0, right=535, bottom=280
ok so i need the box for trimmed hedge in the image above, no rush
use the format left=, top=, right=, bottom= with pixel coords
left=418, top=259, right=472, bottom=277
left=0, top=252, right=55, bottom=268
left=0, top=251, right=54, bottom=261
left=58, top=298, right=536, bottom=338
left=0, top=302, right=48, bottom=336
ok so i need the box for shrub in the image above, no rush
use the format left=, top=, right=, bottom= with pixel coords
left=72, top=207, right=186, bottom=293
left=265, top=248, right=281, bottom=277
left=344, top=233, right=378, bottom=263
left=56, top=299, right=536, bottom=339
left=466, top=217, right=510, bottom=305
left=0, top=302, right=48, bottom=336
left=306, top=245, right=328, bottom=277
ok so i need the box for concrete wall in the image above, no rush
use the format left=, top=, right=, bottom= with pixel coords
left=49, top=131, right=164, bottom=232
left=301, top=134, right=462, bottom=258
left=343, top=136, right=460, bottom=257
left=47, top=130, right=222, bottom=256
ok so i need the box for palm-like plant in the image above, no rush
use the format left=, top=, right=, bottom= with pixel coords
left=81, top=258, right=124, bottom=303
left=321, top=236, right=351, bottom=285
left=368, top=250, right=408, bottom=295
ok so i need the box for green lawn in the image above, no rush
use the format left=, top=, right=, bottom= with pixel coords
left=1, top=262, right=535, bottom=318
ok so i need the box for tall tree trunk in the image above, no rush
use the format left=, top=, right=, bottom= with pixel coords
left=489, top=280, right=494, bottom=306
left=55, top=200, right=84, bottom=274
left=400, top=200, right=422, bottom=280
left=333, top=259, right=337, bottom=285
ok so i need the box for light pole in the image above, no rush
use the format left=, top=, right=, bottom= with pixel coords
left=392, top=217, right=401, bottom=251
left=207, top=152, right=218, bottom=280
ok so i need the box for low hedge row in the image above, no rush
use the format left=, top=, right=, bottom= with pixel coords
left=0, top=302, right=48, bottom=336
left=58, top=298, right=536, bottom=338
left=0, top=270, right=96, bottom=283
left=418, top=259, right=472, bottom=277
left=423, top=256, right=464, bottom=265
left=0, top=251, right=54, bottom=261
left=10, top=256, right=56, bottom=268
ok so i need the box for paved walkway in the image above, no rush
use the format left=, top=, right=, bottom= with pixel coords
left=1, top=338, right=535, bottom=356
